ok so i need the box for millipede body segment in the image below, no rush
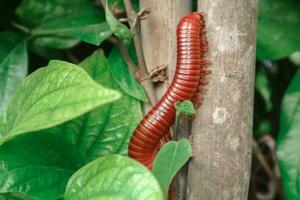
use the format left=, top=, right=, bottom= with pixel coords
left=128, top=12, right=209, bottom=169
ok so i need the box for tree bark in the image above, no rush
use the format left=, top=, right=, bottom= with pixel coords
left=187, top=1, right=257, bottom=200
left=139, top=0, right=191, bottom=99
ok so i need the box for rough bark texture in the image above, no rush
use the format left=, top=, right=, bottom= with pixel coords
left=187, top=1, right=257, bottom=200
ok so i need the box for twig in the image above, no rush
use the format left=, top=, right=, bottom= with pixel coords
left=252, top=139, right=285, bottom=199
left=123, top=0, right=157, bottom=105
left=11, top=22, right=31, bottom=34
left=107, top=37, right=139, bottom=76
left=252, top=140, right=275, bottom=180
left=65, top=50, right=80, bottom=64
left=117, top=39, right=139, bottom=74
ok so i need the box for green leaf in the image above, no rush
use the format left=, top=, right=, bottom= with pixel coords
left=0, top=131, right=84, bottom=200
left=0, top=32, right=27, bottom=118
left=152, top=139, right=192, bottom=197
left=57, top=51, right=142, bottom=161
left=64, top=155, right=164, bottom=200
left=0, top=192, right=34, bottom=200
left=175, top=100, right=196, bottom=116
left=290, top=51, right=300, bottom=66
left=16, top=0, right=102, bottom=26
left=277, top=69, right=300, bottom=199
left=32, top=17, right=112, bottom=47
left=105, top=1, right=134, bottom=40
left=17, top=0, right=110, bottom=48
left=257, top=0, right=300, bottom=59
left=108, top=46, right=147, bottom=102
left=31, top=36, right=80, bottom=49
left=0, top=60, right=121, bottom=144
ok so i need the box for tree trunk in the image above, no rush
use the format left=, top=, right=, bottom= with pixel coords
left=187, top=1, right=257, bottom=200
left=139, top=0, right=191, bottom=99
left=139, top=0, right=257, bottom=199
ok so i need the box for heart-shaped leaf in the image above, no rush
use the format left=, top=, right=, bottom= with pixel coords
left=64, top=155, right=164, bottom=200
left=105, top=1, right=134, bottom=40
left=175, top=100, right=196, bottom=116
left=108, top=46, right=147, bottom=102
left=0, top=60, right=120, bottom=144
left=0, top=131, right=84, bottom=200
left=0, top=32, right=27, bottom=118
left=277, top=69, right=300, bottom=199
left=56, top=51, right=142, bottom=161
left=152, top=139, right=192, bottom=197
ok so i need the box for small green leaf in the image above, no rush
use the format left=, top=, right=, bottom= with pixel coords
left=257, top=0, right=300, bottom=59
left=64, top=155, right=164, bottom=200
left=0, top=131, right=84, bottom=200
left=277, top=69, right=300, bottom=199
left=175, top=100, right=196, bottom=116
left=152, top=139, right=192, bottom=197
left=0, top=32, right=27, bottom=118
left=105, top=1, right=134, bottom=40
left=108, top=46, right=147, bottom=102
left=57, top=51, right=142, bottom=161
left=0, top=60, right=120, bottom=144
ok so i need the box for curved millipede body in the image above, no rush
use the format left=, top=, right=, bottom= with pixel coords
left=128, top=12, right=209, bottom=169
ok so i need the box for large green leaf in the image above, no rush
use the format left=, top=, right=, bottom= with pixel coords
left=64, top=155, right=164, bottom=200
left=16, top=0, right=101, bottom=26
left=0, top=60, right=120, bottom=144
left=277, top=69, right=300, bottom=199
left=152, top=139, right=192, bottom=197
left=57, top=51, right=142, bottom=161
left=31, top=36, right=80, bottom=49
left=108, top=46, right=147, bottom=102
left=257, top=0, right=300, bottom=60
left=0, top=131, right=84, bottom=200
left=0, top=32, right=27, bottom=118
left=31, top=17, right=112, bottom=47
left=17, top=0, right=110, bottom=48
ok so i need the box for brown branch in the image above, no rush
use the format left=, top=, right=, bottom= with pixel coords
left=123, top=0, right=157, bottom=105
left=252, top=140, right=275, bottom=180
left=65, top=50, right=80, bottom=64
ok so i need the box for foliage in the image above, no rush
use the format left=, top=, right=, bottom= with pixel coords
left=277, top=70, right=300, bottom=199
left=152, top=139, right=192, bottom=198
left=64, top=155, right=164, bottom=200
left=0, top=0, right=299, bottom=199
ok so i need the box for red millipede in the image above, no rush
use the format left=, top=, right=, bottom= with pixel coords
left=128, top=12, right=209, bottom=169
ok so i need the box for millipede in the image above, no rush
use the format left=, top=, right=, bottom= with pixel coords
left=128, top=12, right=209, bottom=169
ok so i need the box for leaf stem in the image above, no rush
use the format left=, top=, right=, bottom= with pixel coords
left=11, top=22, right=31, bottom=34
left=173, top=112, right=180, bottom=140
